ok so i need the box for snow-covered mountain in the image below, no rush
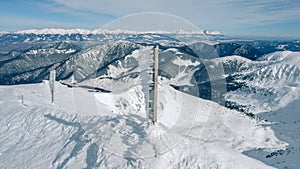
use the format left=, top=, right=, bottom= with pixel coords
left=203, top=30, right=222, bottom=35
left=0, top=80, right=286, bottom=169
left=13, top=28, right=218, bottom=35
left=222, top=51, right=300, bottom=169
left=0, top=30, right=300, bottom=168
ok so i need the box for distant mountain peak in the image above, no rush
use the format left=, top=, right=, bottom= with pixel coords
left=203, top=30, right=221, bottom=35
left=0, top=31, right=10, bottom=35
left=10, top=28, right=222, bottom=35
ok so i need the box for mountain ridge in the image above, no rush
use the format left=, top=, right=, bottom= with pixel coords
left=1, top=28, right=222, bottom=35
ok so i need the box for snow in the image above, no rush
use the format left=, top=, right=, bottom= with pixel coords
left=213, top=55, right=252, bottom=63
left=15, top=28, right=92, bottom=35
left=258, top=51, right=295, bottom=61
left=0, top=80, right=286, bottom=168
left=26, top=48, right=76, bottom=55
left=244, top=97, right=300, bottom=169
left=13, top=28, right=219, bottom=35
left=0, top=31, right=9, bottom=35
left=276, top=44, right=288, bottom=50
left=172, top=57, right=199, bottom=67
left=224, top=51, right=300, bottom=168
left=1, top=47, right=299, bottom=168
left=226, top=51, right=300, bottom=113
left=204, top=30, right=222, bottom=35
left=78, top=46, right=153, bottom=92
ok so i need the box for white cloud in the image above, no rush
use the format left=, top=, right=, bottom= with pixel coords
left=47, top=0, right=300, bottom=30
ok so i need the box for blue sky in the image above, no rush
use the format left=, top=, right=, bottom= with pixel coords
left=1, top=0, right=300, bottom=38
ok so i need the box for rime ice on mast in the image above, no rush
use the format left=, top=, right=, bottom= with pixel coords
left=149, top=45, right=159, bottom=124
left=49, top=70, right=56, bottom=104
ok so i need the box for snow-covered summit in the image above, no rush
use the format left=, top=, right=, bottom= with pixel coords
left=0, top=31, right=9, bottom=35
left=204, top=30, right=222, bottom=35
left=0, top=80, right=286, bottom=169
left=257, top=51, right=299, bottom=61
left=13, top=28, right=221, bottom=35
left=15, top=28, right=92, bottom=35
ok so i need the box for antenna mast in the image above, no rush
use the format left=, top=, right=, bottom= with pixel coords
left=149, top=45, right=159, bottom=124
left=49, top=70, right=56, bottom=104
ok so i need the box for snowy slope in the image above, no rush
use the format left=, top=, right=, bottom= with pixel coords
left=222, top=51, right=300, bottom=169
left=244, top=97, right=300, bottom=169
left=225, top=51, right=300, bottom=113
left=0, top=81, right=287, bottom=169
left=1, top=32, right=300, bottom=168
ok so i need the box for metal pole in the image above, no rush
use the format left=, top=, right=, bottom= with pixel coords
left=153, top=45, right=159, bottom=123
left=50, top=70, right=56, bottom=104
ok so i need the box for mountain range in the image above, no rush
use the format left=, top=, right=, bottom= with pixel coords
left=0, top=29, right=299, bottom=169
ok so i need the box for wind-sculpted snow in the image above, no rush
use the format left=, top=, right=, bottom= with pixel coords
left=0, top=82, right=286, bottom=169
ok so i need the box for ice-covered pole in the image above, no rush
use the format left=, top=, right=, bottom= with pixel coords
left=49, top=70, right=56, bottom=104
left=153, top=45, right=159, bottom=124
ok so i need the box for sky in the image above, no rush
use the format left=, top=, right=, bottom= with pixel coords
left=0, top=0, right=300, bottom=38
